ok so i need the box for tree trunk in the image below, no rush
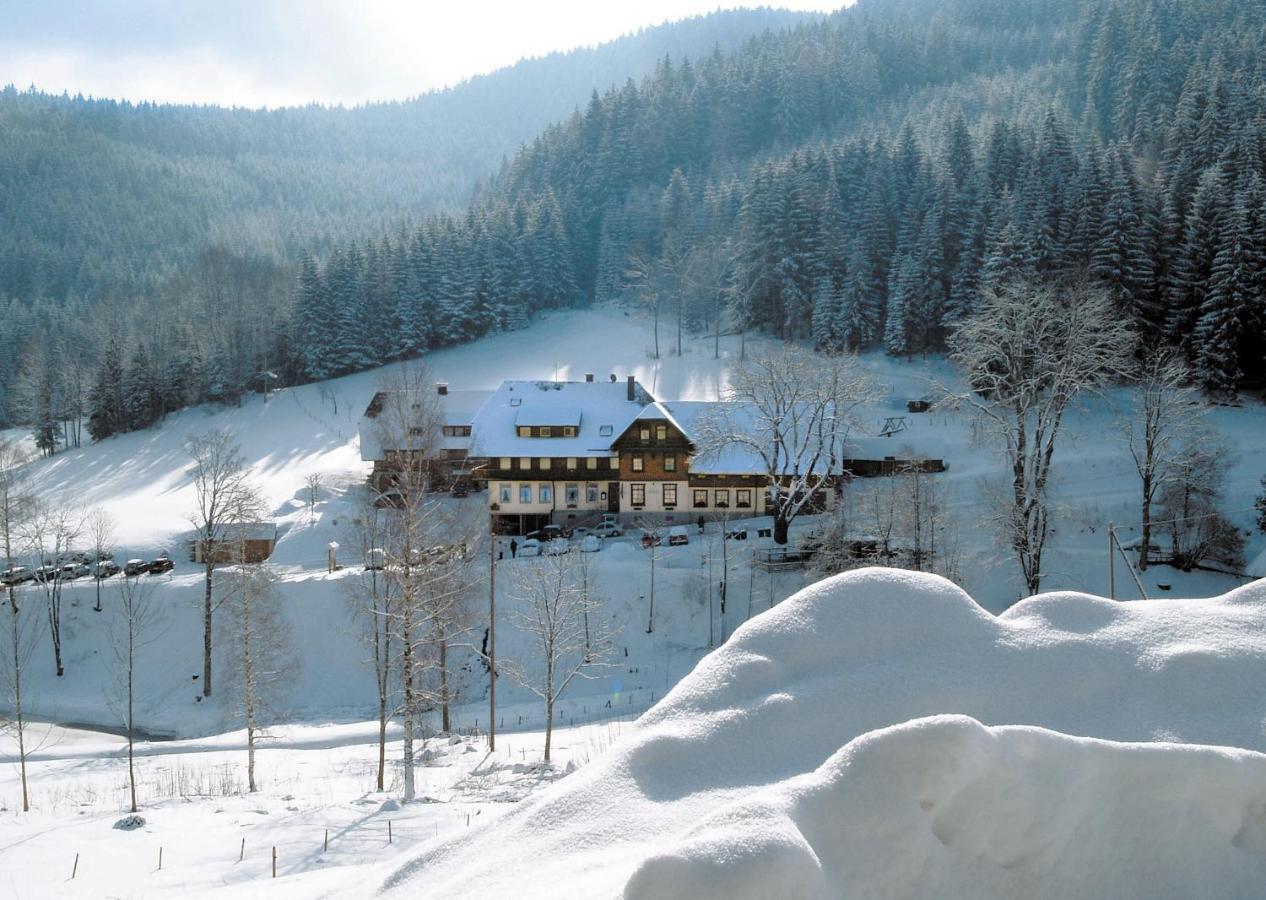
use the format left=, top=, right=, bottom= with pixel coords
left=439, top=635, right=450, bottom=734
left=773, top=513, right=790, bottom=546
left=202, top=561, right=214, bottom=697
left=544, top=697, right=554, bottom=763
left=1139, top=476, right=1152, bottom=572
left=127, top=628, right=137, bottom=813
left=377, top=705, right=387, bottom=792
left=8, top=595, right=29, bottom=812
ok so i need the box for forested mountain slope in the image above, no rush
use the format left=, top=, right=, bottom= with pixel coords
left=300, top=0, right=1265, bottom=408
left=0, top=7, right=810, bottom=307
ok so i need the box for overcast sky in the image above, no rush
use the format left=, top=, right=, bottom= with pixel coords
left=0, top=1, right=837, bottom=108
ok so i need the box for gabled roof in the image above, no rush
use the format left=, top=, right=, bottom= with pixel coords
left=472, top=380, right=651, bottom=457
left=359, top=388, right=494, bottom=460
left=185, top=522, right=278, bottom=543
left=633, top=400, right=689, bottom=436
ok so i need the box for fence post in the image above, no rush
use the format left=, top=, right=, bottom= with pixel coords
left=271, top=846, right=277, bottom=879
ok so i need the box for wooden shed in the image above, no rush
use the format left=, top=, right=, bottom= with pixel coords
left=187, top=522, right=279, bottom=564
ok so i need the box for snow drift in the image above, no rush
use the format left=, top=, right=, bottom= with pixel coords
left=379, top=568, right=1266, bottom=898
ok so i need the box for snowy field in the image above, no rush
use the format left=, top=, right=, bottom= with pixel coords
left=2, top=305, right=1265, bottom=896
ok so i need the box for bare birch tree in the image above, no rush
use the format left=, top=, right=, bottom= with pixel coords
left=948, top=281, right=1134, bottom=595
left=695, top=345, right=871, bottom=544
left=222, top=558, right=289, bottom=794
left=0, top=439, right=34, bottom=811
left=109, top=574, right=161, bottom=813
left=1120, top=349, right=1206, bottom=570
left=505, top=552, right=613, bottom=763
left=85, top=506, right=116, bottom=613
left=187, top=429, right=256, bottom=698
left=372, top=363, right=477, bottom=800
left=346, top=491, right=397, bottom=792
left=24, top=500, right=81, bottom=677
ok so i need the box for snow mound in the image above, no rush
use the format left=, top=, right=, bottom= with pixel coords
left=379, top=568, right=1266, bottom=898
left=623, top=715, right=1266, bottom=900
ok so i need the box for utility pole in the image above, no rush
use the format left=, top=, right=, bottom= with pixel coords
left=489, top=518, right=496, bottom=752
left=1108, top=522, right=1116, bottom=600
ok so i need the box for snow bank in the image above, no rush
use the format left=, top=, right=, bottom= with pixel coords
left=380, top=568, right=1266, bottom=898
left=623, top=715, right=1266, bottom=900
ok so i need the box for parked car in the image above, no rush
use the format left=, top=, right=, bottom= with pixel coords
left=124, top=558, right=149, bottom=577
left=595, top=521, right=623, bottom=538
left=579, top=535, right=601, bottom=553
left=60, top=562, right=90, bottom=580
left=725, top=527, right=749, bottom=541
left=1, top=566, right=32, bottom=586
left=518, top=538, right=541, bottom=557
left=543, top=537, right=571, bottom=556
left=148, top=555, right=174, bottom=575
left=668, top=525, right=690, bottom=546
left=365, top=547, right=386, bottom=571
left=33, top=563, right=60, bottom=583
left=540, top=524, right=565, bottom=541
left=570, top=527, right=593, bottom=540
left=641, top=530, right=662, bottom=548
left=450, top=482, right=468, bottom=498
left=94, top=560, right=121, bottom=579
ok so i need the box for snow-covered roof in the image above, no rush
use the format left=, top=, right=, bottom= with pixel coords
left=359, top=389, right=494, bottom=460
left=472, top=380, right=651, bottom=458
left=633, top=400, right=690, bottom=438
left=516, top=405, right=582, bottom=427
left=663, top=401, right=768, bottom=475
left=185, top=522, right=278, bottom=543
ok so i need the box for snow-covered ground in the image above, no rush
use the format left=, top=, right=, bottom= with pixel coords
left=2, top=305, right=1264, bottom=896
left=0, top=714, right=638, bottom=898
left=378, top=569, right=1266, bottom=899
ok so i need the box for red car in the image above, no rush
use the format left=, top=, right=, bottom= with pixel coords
left=641, top=530, right=662, bottom=548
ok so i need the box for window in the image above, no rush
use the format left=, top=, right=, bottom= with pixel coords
left=566, top=457, right=577, bottom=469
left=565, top=483, right=579, bottom=505
left=599, top=425, right=613, bottom=437
left=500, top=457, right=511, bottom=470
left=631, top=483, right=646, bottom=506
left=693, top=489, right=708, bottom=508
left=586, top=457, right=597, bottom=470
left=664, top=453, right=676, bottom=472
left=640, top=426, right=650, bottom=441
left=736, top=489, right=753, bottom=509
left=540, top=457, right=552, bottom=469
left=715, top=489, right=730, bottom=508
left=518, top=426, right=531, bottom=437
left=564, top=426, right=577, bottom=437
left=510, top=397, right=522, bottom=407
left=631, top=453, right=644, bottom=472
left=519, top=485, right=531, bottom=504
left=499, top=484, right=511, bottom=503
left=540, top=426, right=551, bottom=437
left=663, top=484, right=677, bottom=507
left=656, top=425, right=667, bottom=441
left=539, top=484, right=553, bottom=503
left=519, top=457, right=532, bottom=470
left=586, top=484, right=599, bottom=503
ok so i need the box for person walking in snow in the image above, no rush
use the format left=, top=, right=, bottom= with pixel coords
left=510, top=538, right=518, bottom=559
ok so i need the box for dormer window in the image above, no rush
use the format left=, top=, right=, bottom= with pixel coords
left=510, top=398, right=522, bottom=407
left=518, top=426, right=531, bottom=437
left=563, top=426, right=577, bottom=437
left=540, top=426, right=552, bottom=437
left=599, top=425, right=613, bottom=437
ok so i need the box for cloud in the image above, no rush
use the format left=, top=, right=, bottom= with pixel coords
left=0, top=1, right=836, bottom=108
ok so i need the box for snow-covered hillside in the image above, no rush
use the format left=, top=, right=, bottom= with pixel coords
left=380, top=569, right=1266, bottom=899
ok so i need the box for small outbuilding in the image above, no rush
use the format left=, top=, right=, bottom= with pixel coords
left=186, top=522, right=279, bottom=564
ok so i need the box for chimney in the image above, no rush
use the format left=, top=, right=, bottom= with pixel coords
left=585, top=373, right=594, bottom=383
left=436, top=383, right=448, bottom=396
left=626, top=375, right=635, bottom=402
